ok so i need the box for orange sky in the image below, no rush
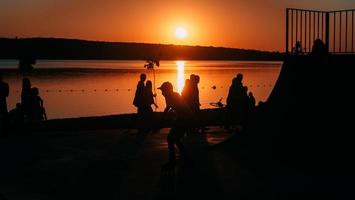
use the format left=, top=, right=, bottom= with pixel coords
left=1, top=0, right=354, bottom=51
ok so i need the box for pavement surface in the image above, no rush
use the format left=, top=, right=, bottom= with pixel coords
left=0, top=127, right=263, bottom=200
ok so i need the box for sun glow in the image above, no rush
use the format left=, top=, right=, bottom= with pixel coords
left=175, top=27, right=188, bottom=39
left=176, top=61, right=185, bottom=93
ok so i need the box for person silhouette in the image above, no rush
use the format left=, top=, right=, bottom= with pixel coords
left=133, top=73, right=147, bottom=114
left=137, top=80, right=158, bottom=131
left=158, top=82, right=194, bottom=170
left=248, top=92, right=256, bottom=111
left=29, top=87, right=47, bottom=121
left=225, top=73, right=244, bottom=128
left=181, top=79, right=191, bottom=105
left=190, top=74, right=201, bottom=114
left=240, top=86, right=249, bottom=124
left=0, top=72, right=10, bottom=135
left=143, top=80, right=158, bottom=112
left=8, top=103, right=24, bottom=133
left=190, top=74, right=203, bottom=132
left=21, top=78, right=32, bottom=117
left=311, top=39, right=328, bottom=57
left=248, top=92, right=256, bottom=110
left=293, top=41, right=303, bottom=55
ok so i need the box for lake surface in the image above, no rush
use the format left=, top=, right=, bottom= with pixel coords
left=0, top=60, right=282, bottom=119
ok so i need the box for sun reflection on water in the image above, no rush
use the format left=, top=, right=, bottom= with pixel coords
left=176, top=61, right=185, bottom=93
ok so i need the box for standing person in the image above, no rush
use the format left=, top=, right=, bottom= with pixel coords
left=181, top=79, right=191, bottom=105
left=140, top=80, right=158, bottom=131
left=133, top=73, right=147, bottom=114
left=144, top=80, right=158, bottom=112
left=190, top=74, right=201, bottom=113
left=158, top=82, right=195, bottom=169
left=21, top=78, right=32, bottom=117
left=225, top=73, right=244, bottom=128
left=0, top=72, right=10, bottom=135
left=133, top=74, right=147, bottom=133
left=190, top=74, right=203, bottom=132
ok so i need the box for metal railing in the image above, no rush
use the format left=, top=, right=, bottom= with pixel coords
left=286, top=8, right=355, bottom=54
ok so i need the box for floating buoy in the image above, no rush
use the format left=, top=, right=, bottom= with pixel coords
left=212, top=85, right=217, bottom=90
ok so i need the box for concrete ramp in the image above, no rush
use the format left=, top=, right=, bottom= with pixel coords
left=216, top=54, right=355, bottom=199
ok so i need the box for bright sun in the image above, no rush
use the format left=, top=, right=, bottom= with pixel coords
left=175, top=27, right=188, bottom=39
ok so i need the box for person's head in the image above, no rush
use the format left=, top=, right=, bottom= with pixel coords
left=236, top=73, right=243, bottom=82
left=232, top=77, right=238, bottom=85
left=158, top=81, right=173, bottom=97
left=242, top=86, right=248, bottom=94
left=140, top=73, right=147, bottom=82
left=193, top=75, right=200, bottom=84
left=22, top=78, right=31, bottom=89
left=32, top=87, right=39, bottom=96
left=248, top=92, right=254, bottom=97
left=146, top=80, right=153, bottom=90
left=185, top=79, right=191, bottom=85
left=311, top=39, right=328, bottom=56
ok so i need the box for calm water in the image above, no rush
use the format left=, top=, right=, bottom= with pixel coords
left=0, top=60, right=282, bottom=119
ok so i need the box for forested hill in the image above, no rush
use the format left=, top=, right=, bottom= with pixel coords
left=0, top=38, right=283, bottom=60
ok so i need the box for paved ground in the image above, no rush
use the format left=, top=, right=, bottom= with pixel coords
left=0, top=127, right=262, bottom=200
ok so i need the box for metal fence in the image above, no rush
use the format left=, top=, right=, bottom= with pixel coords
left=286, top=8, right=355, bottom=54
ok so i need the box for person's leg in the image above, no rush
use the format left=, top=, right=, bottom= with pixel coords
left=175, top=128, right=193, bottom=165
left=175, top=139, right=186, bottom=159
left=167, top=128, right=177, bottom=163
left=137, top=107, right=145, bottom=133
left=0, top=112, right=9, bottom=136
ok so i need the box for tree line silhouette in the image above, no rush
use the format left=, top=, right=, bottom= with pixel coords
left=0, top=38, right=283, bottom=61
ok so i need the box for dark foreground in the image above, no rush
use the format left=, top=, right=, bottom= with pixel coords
left=0, top=127, right=266, bottom=200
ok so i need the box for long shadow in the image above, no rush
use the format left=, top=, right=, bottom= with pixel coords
left=62, top=130, right=149, bottom=200
left=0, top=129, right=149, bottom=200
left=156, top=132, right=223, bottom=200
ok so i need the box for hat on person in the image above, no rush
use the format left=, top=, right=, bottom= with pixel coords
left=157, top=81, right=173, bottom=91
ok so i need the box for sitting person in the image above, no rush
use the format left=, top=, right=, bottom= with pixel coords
left=29, top=87, right=47, bottom=121
left=8, top=103, right=25, bottom=133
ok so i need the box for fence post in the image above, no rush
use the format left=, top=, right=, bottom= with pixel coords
left=286, top=8, right=289, bottom=54
left=325, top=12, right=330, bottom=52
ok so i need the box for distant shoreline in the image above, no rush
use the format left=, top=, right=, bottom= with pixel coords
left=0, top=37, right=284, bottom=61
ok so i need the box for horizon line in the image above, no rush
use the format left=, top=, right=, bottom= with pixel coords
left=0, top=36, right=282, bottom=53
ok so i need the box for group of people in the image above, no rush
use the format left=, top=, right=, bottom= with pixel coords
left=226, top=73, right=256, bottom=128
left=133, top=73, right=158, bottom=130
left=133, top=72, right=255, bottom=169
left=0, top=73, right=47, bottom=136
left=181, top=74, right=201, bottom=116
left=133, top=73, right=158, bottom=114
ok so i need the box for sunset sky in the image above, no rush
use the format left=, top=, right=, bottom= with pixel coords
left=1, top=0, right=355, bottom=51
